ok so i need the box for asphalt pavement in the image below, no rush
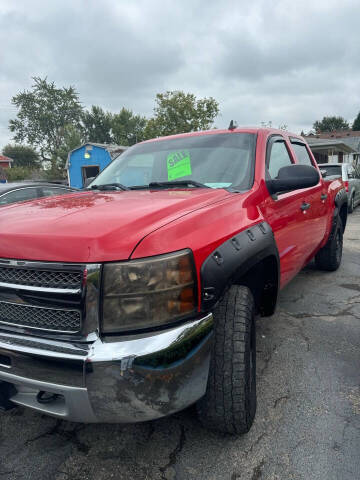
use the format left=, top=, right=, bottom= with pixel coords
left=1, top=210, right=359, bottom=480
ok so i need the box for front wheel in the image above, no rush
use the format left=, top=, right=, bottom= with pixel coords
left=315, top=216, right=343, bottom=271
left=197, top=285, right=256, bottom=434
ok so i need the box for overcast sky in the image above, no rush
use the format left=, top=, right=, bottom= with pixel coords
left=1, top=0, right=360, bottom=148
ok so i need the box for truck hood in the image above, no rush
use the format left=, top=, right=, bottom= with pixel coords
left=0, top=189, right=231, bottom=262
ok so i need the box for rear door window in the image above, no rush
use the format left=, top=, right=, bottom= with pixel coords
left=291, top=142, right=313, bottom=166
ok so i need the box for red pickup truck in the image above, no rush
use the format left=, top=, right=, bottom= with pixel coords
left=0, top=128, right=347, bottom=434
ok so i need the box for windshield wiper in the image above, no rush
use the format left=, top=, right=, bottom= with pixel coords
left=92, top=180, right=209, bottom=190
left=148, top=180, right=209, bottom=189
left=90, top=183, right=129, bottom=191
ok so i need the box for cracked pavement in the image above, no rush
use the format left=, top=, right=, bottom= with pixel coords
left=1, top=210, right=359, bottom=480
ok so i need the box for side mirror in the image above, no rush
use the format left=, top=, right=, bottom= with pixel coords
left=267, top=164, right=320, bottom=195
left=84, top=177, right=95, bottom=188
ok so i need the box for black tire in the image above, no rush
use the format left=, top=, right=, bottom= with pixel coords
left=197, top=285, right=256, bottom=434
left=315, top=216, right=343, bottom=271
left=348, top=194, right=354, bottom=214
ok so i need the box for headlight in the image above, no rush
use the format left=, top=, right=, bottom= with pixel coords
left=102, top=250, right=197, bottom=333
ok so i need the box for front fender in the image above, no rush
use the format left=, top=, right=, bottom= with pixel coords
left=200, top=221, right=279, bottom=311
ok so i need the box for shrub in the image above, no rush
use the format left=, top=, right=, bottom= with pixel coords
left=6, top=167, right=44, bottom=182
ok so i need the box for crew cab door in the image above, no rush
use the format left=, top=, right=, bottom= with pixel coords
left=289, top=139, right=328, bottom=250
left=261, top=136, right=315, bottom=287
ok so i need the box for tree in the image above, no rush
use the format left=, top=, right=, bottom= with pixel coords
left=81, top=106, right=148, bottom=146
left=112, top=108, right=147, bottom=146
left=260, top=121, right=272, bottom=128
left=82, top=106, right=113, bottom=144
left=260, top=121, right=287, bottom=130
left=313, top=116, right=350, bottom=133
left=352, top=112, right=360, bottom=131
left=144, top=91, right=219, bottom=138
left=5, top=166, right=38, bottom=182
left=52, top=124, right=84, bottom=173
left=2, top=144, right=39, bottom=168
left=0, top=166, right=7, bottom=182
left=9, top=77, right=83, bottom=168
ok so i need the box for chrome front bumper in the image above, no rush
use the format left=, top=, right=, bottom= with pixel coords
left=0, top=314, right=213, bottom=423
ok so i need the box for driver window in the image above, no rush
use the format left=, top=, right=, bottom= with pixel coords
left=268, top=141, right=293, bottom=179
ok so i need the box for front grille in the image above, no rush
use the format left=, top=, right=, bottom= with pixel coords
left=0, top=301, right=82, bottom=333
left=0, top=335, right=88, bottom=356
left=0, top=266, right=83, bottom=290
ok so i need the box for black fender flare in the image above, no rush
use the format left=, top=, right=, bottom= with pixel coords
left=333, top=187, right=347, bottom=232
left=334, top=187, right=347, bottom=210
left=200, top=222, right=280, bottom=313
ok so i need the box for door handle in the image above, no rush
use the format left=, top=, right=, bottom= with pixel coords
left=300, top=202, right=311, bottom=211
left=321, top=193, right=328, bottom=201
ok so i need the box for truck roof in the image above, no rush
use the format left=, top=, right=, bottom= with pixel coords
left=140, top=127, right=305, bottom=145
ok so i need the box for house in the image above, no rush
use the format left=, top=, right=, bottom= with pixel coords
left=66, top=143, right=128, bottom=188
left=305, top=131, right=360, bottom=165
left=0, top=155, right=13, bottom=169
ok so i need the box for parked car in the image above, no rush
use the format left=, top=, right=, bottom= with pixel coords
left=0, top=182, right=77, bottom=206
left=0, top=128, right=347, bottom=434
left=318, top=162, right=360, bottom=213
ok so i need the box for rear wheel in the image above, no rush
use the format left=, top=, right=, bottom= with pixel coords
left=315, top=216, right=343, bottom=271
left=197, top=285, right=256, bottom=434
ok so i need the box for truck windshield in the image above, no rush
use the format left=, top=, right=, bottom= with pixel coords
left=90, top=133, right=256, bottom=190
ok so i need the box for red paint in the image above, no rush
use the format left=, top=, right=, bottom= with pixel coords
left=132, top=129, right=341, bottom=292
left=0, top=128, right=342, bottom=295
left=0, top=189, right=231, bottom=262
